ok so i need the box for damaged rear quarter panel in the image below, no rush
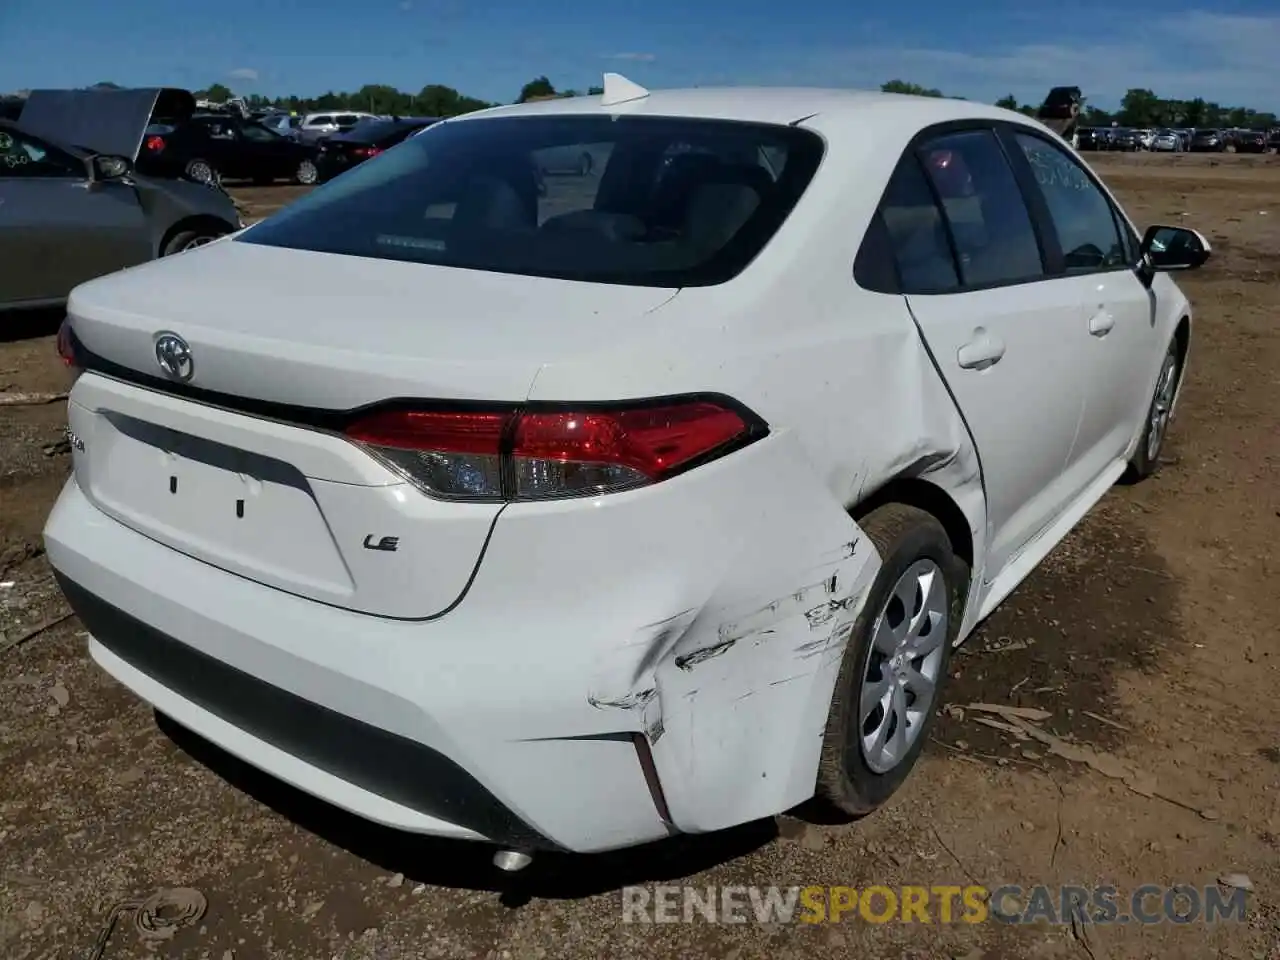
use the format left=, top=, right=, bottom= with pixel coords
left=525, top=121, right=987, bottom=833
left=651, top=500, right=881, bottom=833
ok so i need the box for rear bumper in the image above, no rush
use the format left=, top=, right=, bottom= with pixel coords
left=46, top=429, right=879, bottom=852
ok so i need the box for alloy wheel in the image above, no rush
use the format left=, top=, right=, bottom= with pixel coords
left=181, top=234, right=218, bottom=251
left=187, top=161, right=215, bottom=184
left=1146, top=349, right=1179, bottom=463
left=859, top=559, right=948, bottom=774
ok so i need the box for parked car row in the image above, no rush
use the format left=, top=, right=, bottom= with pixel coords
left=143, top=108, right=439, bottom=187
left=0, top=86, right=439, bottom=313
left=1077, top=126, right=1276, bottom=153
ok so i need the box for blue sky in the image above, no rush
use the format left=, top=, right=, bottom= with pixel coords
left=1, top=0, right=1276, bottom=111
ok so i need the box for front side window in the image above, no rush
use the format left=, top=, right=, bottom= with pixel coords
left=0, top=128, right=82, bottom=179
left=239, top=115, right=824, bottom=287
left=1015, top=132, right=1127, bottom=273
left=917, top=129, right=1044, bottom=287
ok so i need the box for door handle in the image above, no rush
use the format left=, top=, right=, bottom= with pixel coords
left=957, top=330, right=1006, bottom=370
left=1088, top=308, right=1115, bottom=337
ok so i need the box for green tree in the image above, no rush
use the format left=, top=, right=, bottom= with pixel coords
left=1181, top=98, right=1206, bottom=127
left=1118, top=88, right=1159, bottom=126
left=1083, top=105, right=1113, bottom=126
left=587, top=85, right=604, bottom=96
left=994, top=94, right=1018, bottom=110
left=880, top=79, right=944, bottom=97
left=518, top=76, right=557, bottom=102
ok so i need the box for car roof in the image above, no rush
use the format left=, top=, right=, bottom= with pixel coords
left=451, top=86, right=1019, bottom=133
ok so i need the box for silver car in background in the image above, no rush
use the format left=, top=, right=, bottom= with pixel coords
left=296, top=112, right=380, bottom=144
left=1150, top=129, right=1183, bottom=152
left=0, top=87, right=241, bottom=312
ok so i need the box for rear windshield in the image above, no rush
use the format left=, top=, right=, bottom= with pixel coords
left=343, top=118, right=420, bottom=142
left=238, top=114, right=825, bottom=287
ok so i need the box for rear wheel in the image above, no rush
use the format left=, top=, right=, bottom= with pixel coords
left=816, top=504, right=968, bottom=816
left=184, top=159, right=218, bottom=185
left=1126, top=338, right=1181, bottom=481
left=295, top=159, right=318, bottom=185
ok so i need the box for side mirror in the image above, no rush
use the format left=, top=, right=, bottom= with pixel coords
left=92, top=155, right=132, bottom=181
left=1140, top=224, right=1211, bottom=273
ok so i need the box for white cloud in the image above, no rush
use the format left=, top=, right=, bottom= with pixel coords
left=754, top=12, right=1279, bottom=109
left=606, top=52, right=657, bottom=62
left=228, top=67, right=259, bottom=82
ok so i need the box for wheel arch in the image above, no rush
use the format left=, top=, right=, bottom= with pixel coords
left=158, top=214, right=238, bottom=257
left=850, top=476, right=975, bottom=572
left=1173, top=313, right=1191, bottom=371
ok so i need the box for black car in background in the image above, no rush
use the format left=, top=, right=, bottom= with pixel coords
left=1109, top=128, right=1141, bottom=151
left=315, top=116, right=440, bottom=182
left=1233, top=129, right=1268, bottom=153
left=1189, top=129, right=1227, bottom=152
left=139, top=114, right=321, bottom=185
left=1075, top=127, right=1108, bottom=150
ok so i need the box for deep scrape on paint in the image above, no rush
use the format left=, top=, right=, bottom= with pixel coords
left=588, top=688, right=657, bottom=711
left=673, top=638, right=737, bottom=671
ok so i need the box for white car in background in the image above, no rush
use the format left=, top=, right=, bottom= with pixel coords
left=296, top=110, right=379, bottom=143
left=45, top=76, right=1209, bottom=865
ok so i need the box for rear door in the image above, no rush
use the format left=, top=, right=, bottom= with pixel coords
left=0, top=127, right=151, bottom=304
left=883, top=127, right=1092, bottom=580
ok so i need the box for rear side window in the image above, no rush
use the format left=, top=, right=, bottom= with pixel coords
left=878, top=156, right=960, bottom=293
left=917, top=129, right=1044, bottom=287
left=238, top=115, right=824, bottom=287
left=310, top=115, right=333, bottom=126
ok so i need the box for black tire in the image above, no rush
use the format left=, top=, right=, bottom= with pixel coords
left=816, top=504, right=968, bottom=817
left=1125, top=338, right=1181, bottom=481
left=184, top=158, right=218, bottom=185
left=162, top=227, right=228, bottom=257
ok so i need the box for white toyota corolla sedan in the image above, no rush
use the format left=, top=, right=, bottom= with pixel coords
left=45, top=75, right=1209, bottom=864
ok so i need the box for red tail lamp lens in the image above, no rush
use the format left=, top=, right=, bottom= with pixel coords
left=342, top=400, right=759, bottom=502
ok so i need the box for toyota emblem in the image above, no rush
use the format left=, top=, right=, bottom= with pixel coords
left=154, top=332, right=194, bottom=382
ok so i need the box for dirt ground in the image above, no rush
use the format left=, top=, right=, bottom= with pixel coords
left=1, top=152, right=1278, bottom=960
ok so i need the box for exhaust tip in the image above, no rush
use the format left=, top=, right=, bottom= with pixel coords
left=492, top=849, right=533, bottom=872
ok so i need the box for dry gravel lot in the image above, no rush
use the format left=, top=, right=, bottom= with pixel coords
left=1, top=152, right=1279, bottom=960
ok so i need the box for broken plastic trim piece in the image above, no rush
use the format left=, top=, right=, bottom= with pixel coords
left=600, top=72, right=650, bottom=107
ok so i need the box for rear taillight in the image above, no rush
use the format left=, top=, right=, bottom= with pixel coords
left=144, top=135, right=166, bottom=153
left=56, top=318, right=82, bottom=382
left=352, top=146, right=382, bottom=158
left=342, top=399, right=763, bottom=502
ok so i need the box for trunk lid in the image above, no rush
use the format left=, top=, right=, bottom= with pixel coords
left=67, top=238, right=677, bottom=407
left=65, top=242, right=676, bottom=618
